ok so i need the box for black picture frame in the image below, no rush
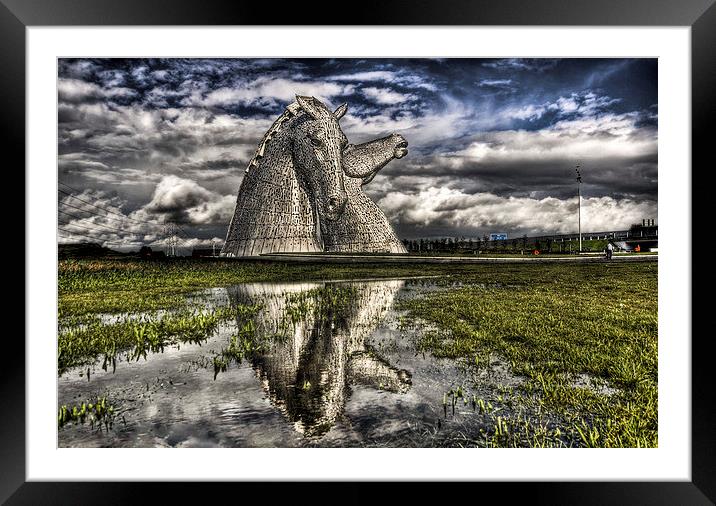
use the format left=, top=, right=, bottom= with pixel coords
left=4, top=0, right=712, bottom=503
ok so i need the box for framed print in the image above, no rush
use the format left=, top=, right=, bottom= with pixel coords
left=5, top=0, right=713, bottom=503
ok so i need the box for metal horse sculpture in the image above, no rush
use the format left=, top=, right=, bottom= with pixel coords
left=322, top=133, right=409, bottom=253
left=222, top=95, right=408, bottom=256
left=222, top=95, right=350, bottom=257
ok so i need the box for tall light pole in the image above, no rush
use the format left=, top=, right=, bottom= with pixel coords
left=575, top=164, right=582, bottom=253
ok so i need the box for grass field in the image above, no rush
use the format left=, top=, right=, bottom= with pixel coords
left=59, top=257, right=492, bottom=316
left=58, top=257, right=657, bottom=447
left=398, top=261, right=658, bottom=447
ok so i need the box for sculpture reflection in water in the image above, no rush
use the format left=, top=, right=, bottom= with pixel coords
left=227, top=280, right=412, bottom=437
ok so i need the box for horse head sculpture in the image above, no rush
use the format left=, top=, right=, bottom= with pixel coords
left=221, top=95, right=350, bottom=256
left=343, top=133, right=409, bottom=184
left=291, top=95, right=349, bottom=222
left=321, top=133, right=410, bottom=253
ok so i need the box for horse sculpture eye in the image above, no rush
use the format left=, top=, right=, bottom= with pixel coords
left=310, top=137, right=322, bottom=148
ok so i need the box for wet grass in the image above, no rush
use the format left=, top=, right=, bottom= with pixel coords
left=58, top=396, right=115, bottom=431
left=211, top=321, right=263, bottom=379
left=60, top=257, right=649, bottom=316
left=58, top=257, right=658, bottom=448
left=59, top=258, right=449, bottom=317
left=399, top=261, right=658, bottom=448
left=285, top=285, right=358, bottom=324
left=58, top=304, right=259, bottom=376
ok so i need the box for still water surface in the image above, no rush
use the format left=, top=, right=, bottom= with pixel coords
left=58, top=278, right=513, bottom=447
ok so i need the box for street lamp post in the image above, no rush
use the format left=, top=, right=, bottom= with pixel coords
left=575, top=164, right=582, bottom=253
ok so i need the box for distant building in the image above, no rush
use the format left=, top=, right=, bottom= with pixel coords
left=613, top=220, right=658, bottom=252
left=629, top=219, right=658, bottom=238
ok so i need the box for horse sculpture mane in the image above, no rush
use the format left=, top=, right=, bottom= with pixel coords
left=245, top=102, right=301, bottom=175
left=221, top=96, right=408, bottom=257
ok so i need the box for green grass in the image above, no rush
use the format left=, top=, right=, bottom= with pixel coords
left=58, top=304, right=259, bottom=375
left=211, top=321, right=264, bottom=379
left=57, top=257, right=657, bottom=448
left=58, top=257, right=654, bottom=317
left=58, top=396, right=115, bottom=431
left=398, top=261, right=658, bottom=447
left=58, top=258, right=457, bottom=316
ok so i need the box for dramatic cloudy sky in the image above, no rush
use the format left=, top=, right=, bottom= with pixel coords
left=57, top=58, right=657, bottom=249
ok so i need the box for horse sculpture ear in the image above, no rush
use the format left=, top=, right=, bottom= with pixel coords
left=295, top=95, right=323, bottom=120
left=334, top=103, right=348, bottom=120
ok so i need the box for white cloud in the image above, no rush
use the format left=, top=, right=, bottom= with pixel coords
left=502, top=103, right=548, bottom=121
left=444, top=112, right=655, bottom=165
left=58, top=78, right=137, bottom=102
left=361, top=87, right=415, bottom=105
left=550, top=112, right=641, bottom=137
left=97, top=69, right=127, bottom=88
left=133, top=175, right=236, bottom=226
left=185, top=194, right=236, bottom=225
left=341, top=96, right=487, bottom=146
left=378, top=187, right=657, bottom=236
left=197, top=78, right=355, bottom=108
left=59, top=101, right=272, bottom=172
left=58, top=189, right=164, bottom=243
left=502, top=91, right=622, bottom=122
left=450, top=142, right=493, bottom=161
left=327, top=70, right=438, bottom=91
left=60, top=60, right=99, bottom=79
left=58, top=156, right=112, bottom=171
left=478, top=79, right=514, bottom=87
left=327, top=71, right=397, bottom=82
left=554, top=95, right=579, bottom=114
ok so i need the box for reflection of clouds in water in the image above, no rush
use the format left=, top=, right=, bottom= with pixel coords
left=227, top=280, right=412, bottom=437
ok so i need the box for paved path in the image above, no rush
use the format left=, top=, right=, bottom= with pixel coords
left=230, top=253, right=658, bottom=265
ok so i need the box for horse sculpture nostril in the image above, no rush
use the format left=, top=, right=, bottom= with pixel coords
left=327, top=196, right=342, bottom=209
left=392, top=134, right=408, bottom=148
left=326, top=195, right=347, bottom=217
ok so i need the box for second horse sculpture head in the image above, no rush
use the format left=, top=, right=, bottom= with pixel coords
left=292, top=95, right=349, bottom=222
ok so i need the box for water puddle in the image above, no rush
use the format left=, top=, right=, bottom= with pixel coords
left=58, top=278, right=524, bottom=447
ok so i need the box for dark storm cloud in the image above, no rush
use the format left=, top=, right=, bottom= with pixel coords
left=58, top=57, right=657, bottom=247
